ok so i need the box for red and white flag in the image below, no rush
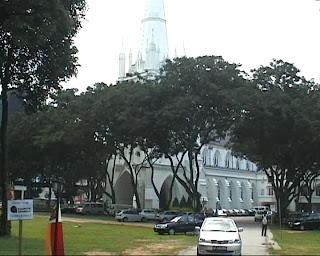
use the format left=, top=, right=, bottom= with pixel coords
left=46, top=203, right=65, bottom=255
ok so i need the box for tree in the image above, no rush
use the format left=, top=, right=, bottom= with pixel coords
left=153, top=56, right=246, bottom=211
left=230, top=59, right=320, bottom=219
left=0, top=0, right=86, bottom=236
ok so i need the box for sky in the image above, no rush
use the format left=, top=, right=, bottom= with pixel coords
left=63, top=0, right=320, bottom=92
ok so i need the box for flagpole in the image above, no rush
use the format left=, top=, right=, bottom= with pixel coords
left=53, top=182, right=60, bottom=256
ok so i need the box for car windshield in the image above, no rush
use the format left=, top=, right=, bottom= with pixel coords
left=202, top=220, right=237, bottom=232
left=170, top=216, right=182, bottom=222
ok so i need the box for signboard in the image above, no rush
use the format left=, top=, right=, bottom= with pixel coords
left=7, top=200, right=33, bottom=220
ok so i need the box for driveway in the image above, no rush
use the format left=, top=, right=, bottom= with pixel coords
left=180, top=216, right=272, bottom=255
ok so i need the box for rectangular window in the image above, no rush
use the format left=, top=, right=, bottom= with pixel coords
left=267, top=187, right=274, bottom=196
left=261, top=189, right=264, bottom=196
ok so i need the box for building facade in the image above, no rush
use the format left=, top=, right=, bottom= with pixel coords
left=110, top=0, right=320, bottom=212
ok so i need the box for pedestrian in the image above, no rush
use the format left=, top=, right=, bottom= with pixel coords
left=261, top=211, right=268, bottom=236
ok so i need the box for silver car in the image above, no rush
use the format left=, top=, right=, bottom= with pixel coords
left=115, top=209, right=145, bottom=222
left=197, top=217, right=243, bottom=256
left=140, top=209, right=159, bottom=220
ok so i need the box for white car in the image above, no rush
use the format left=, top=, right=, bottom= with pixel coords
left=197, top=217, right=243, bottom=256
left=115, top=209, right=145, bottom=222
left=140, top=209, right=159, bottom=220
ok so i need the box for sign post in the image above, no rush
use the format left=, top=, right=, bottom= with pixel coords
left=7, top=186, right=33, bottom=256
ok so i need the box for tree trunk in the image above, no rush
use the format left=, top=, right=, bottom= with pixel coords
left=0, top=57, right=10, bottom=236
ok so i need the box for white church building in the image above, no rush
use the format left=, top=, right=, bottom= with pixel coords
left=106, top=0, right=320, bottom=213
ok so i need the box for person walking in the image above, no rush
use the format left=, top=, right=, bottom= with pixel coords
left=261, top=211, right=268, bottom=236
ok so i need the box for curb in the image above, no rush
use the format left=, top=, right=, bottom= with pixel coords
left=267, top=231, right=282, bottom=250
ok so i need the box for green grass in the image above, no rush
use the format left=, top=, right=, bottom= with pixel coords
left=270, top=225, right=320, bottom=255
left=0, top=214, right=197, bottom=255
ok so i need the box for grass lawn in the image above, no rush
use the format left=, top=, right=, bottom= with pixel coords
left=0, top=213, right=197, bottom=255
left=270, top=225, right=320, bottom=255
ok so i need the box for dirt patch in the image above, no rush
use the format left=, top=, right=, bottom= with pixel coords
left=83, top=250, right=113, bottom=255
left=122, top=240, right=183, bottom=255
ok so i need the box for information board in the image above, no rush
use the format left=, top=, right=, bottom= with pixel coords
left=7, top=200, right=34, bottom=220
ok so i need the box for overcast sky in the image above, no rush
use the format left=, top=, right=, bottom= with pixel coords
left=63, top=0, right=320, bottom=92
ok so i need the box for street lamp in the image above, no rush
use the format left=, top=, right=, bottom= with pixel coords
left=52, top=179, right=64, bottom=255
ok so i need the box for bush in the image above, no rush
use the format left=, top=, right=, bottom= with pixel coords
left=187, top=196, right=193, bottom=207
left=172, top=197, right=179, bottom=207
left=180, top=196, right=187, bottom=208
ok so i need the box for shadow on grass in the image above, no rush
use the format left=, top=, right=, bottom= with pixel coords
left=0, top=235, right=46, bottom=255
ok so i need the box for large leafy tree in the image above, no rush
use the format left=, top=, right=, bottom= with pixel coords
left=230, top=59, right=320, bottom=219
left=151, top=56, right=246, bottom=211
left=0, top=0, right=86, bottom=236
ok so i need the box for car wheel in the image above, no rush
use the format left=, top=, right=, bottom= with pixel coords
left=123, top=217, right=128, bottom=222
left=98, top=211, right=103, bottom=215
left=168, top=228, right=175, bottom=235
left=85, top=211, right=90, bottom=215
left=141, top=217, right=146, bottom=222
left=158, top=231, right=164, bottom=235
left=300, top=225, right=305, bottom=231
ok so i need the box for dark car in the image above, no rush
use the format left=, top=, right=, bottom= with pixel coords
left=61, top=204, right=77, bottom=214
left=288, top=213, right=320, bottom=230
left=154, top=214, right=203, bottom=235
left=156, top=210, right=182, bottom=222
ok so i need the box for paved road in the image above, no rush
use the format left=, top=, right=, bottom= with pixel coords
left=180, top=216, right=272, bottom=255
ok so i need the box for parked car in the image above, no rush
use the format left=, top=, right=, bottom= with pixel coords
left=247, top=209, right=256, bottom=216
left=196, top=217, right=243, bottom=256
left=238, top=209, right=247, bottom=216
left=106, top=203, right=132, bottom=216
left=115, top=209, right=145, bottom=222
left=75, top=202, right=104, bottom=215
left=154, top=214, right=203, bottom=235
left=287, top=212, right=309, bottom=228
left=156, top=210, right=182, bottom=222
left=288, top=213, right=320, bottom=230
left=140, top=209, right=159, bottom=220
left=226, top=209, right=235, bottom=216
left=233, top=209, right=241, bottom=216
left=61, top=204, right=77, bottom=214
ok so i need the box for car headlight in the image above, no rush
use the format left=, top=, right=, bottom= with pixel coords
left=294, top=222, right=300, bottom=225
left=228, top=239, right=241, bottom=244
left=199, top=238, right=210, bottom=242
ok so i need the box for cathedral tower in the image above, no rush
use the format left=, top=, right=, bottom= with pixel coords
left=118, top=0, right=169, bottom=81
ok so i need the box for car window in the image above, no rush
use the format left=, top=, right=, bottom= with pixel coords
left=171, top=216, right=182, bottom=222
left=202, top=220, right=237, bottom=232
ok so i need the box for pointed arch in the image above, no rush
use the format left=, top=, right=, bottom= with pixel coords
left=114, top=171, right=134, bottom=205
left=214, top=150, right=221, bottom=167
left=217, top=179, right=229, bottom=209
left=235, top=158, right=240, bottom=169
left=251, top=182, right=258, bottom=204
left=241, top=181, right=251, bottom=209
left=159, top=175, right=181, bottom=210
left=225, top=151, right=232, bottom=168
left=202, top=148, right=209, bottom=166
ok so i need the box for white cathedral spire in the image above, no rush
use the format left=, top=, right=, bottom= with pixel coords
left=118, top=40, right=126, bottom=79
left=118, top=0, right=169, bottom=81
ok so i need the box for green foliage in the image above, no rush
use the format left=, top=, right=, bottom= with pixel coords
left=179, top=196, right=187, bottom=208
left=0, top=0, right=87, bottom=109
left=229, top=59, right=320, bottom=217
left=172, top=197, right=179, bottom=207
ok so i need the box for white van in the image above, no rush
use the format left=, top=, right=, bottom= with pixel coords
left=253, top=206, right=269, bottom=221
left=76, top=202, right=104, bottom=215
left=106, top=204, right=132, bottom=216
